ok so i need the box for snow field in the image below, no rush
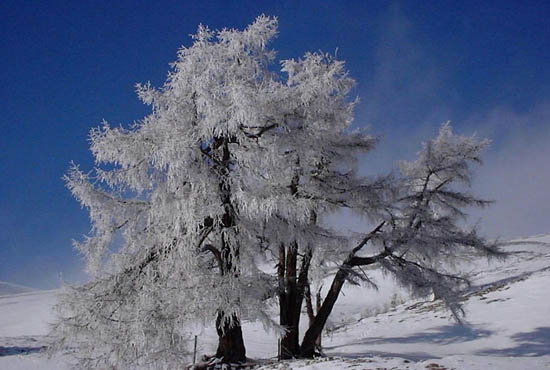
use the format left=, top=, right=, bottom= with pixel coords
left=1, top=235, right=549, bottom=369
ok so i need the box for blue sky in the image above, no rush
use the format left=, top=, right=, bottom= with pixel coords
left=1, top=1, right=549, bottom=289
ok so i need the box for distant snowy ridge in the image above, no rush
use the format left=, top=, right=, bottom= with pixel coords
left=508, top=233, right=550, bottom=244
left=0, top=281, right=35, bottom=296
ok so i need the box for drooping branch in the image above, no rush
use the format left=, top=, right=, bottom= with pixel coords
left=349, top=221, right=386, bottom=255
left=389, top=254, right=470, bottom=286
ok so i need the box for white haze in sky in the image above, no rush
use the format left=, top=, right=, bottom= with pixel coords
left=341, top=6, right=550, bottom=240
left=467, top=103, right=550, bottom=239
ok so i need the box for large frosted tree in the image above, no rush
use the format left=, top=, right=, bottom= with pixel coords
left=49, top=16, right=384, bottom=368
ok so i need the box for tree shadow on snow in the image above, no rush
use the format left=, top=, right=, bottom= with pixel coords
left=326, top=324, right=492, bottom=349
left=328, top=349, right=439, bottom=362
left=0, top=345, right=46, bottom=357
left=477, top=327, right=550, bottom=357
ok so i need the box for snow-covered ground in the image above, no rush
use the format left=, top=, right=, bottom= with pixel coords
left=1, top=235, right=549, bottom=369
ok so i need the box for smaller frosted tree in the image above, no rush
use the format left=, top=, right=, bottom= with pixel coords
left=300, top=123, right=501, bottom=357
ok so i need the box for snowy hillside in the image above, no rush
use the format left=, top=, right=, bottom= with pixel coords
left=1, top=235, right=549, bottom=370
left=0, top=282, right=34, bottom=296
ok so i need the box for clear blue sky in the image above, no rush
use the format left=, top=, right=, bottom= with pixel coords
left=1, top=1, right=549, bottom=289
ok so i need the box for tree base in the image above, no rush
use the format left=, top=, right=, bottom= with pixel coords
left=215, top=313, right=246, bottom=363
left=186, top=355, right=256, bottom=370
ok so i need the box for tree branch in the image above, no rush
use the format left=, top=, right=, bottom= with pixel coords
left=350, top=221, right=386, bottom=255
left=201, top=244, right=223, bottom=273
left=239, top=122, right=279, bottom=139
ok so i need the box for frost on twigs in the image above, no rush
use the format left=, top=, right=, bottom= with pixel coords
left=375, top=123, right=501, bottom=321
left=298, top=122, right=499, bottom=358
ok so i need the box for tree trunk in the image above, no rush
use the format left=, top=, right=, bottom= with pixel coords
left=300, top=222, right=386, bottom=357
left=315, top=288, right=322, bottom=349
left=278, top=243, right=300, bottom=358
left=213, top=137, right=247, bottom=363
left=300, top=266, right=349, bottom=357
left=279, top=160, right=313, bottom=358
left=278, top=243, right=312, bottom=359
left=215, top=313, right=246, bottom=362
left=304, top=283, right=323, bottom=351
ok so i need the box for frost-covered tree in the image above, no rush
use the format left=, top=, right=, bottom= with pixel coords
left=49, top=16, right=281, bottom=368
left=49, top=15, right=385, bottom=368
left=49, top=14, right=500, bottom=367
left=299, top=123, right=501, bottom=357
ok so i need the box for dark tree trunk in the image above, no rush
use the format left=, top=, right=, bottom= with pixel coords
left=315, top=288, right=322, bottom=349
left=304, top=283, right=323, bottom=350
left=300, top=265, right=349, bottom=357
left=278, top=243, right=312, bottom=359
left=278, top=243, right=300, bottom=358
left=215, top=313, right=246, bottom=362
left=304, top=283, right=315, bottom=325
left=278, top=163, right=310, bottom=358
left=300, top=222, right=387, bottom=358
